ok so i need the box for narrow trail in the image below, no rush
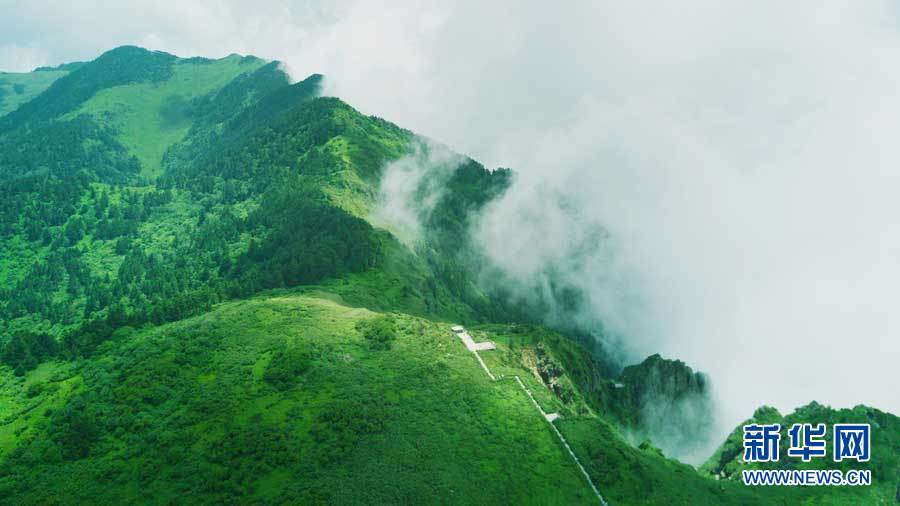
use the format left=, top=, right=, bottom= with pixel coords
left=451, top=327, right=609, bottom=506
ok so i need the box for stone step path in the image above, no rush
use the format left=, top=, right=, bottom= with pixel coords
left=452, top=326, right=497, bottom=379
left=451, top=325, right=609, bottom=505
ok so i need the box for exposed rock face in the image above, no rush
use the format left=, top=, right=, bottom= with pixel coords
left=612, top=354, right=717, bottom=465
left=617, top=354, right=709, bottom=414
left=522, top=343, right=576, bottom=404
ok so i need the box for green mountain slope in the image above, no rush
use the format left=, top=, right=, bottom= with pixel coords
left=0, top=293, right=600, bottom=504
left=0, top=47, right=504, bottom=347
left=0, top=65, right=73, bottom=118
left=701, top=403, right=900, bottom=504
left=64, top=53, right=268, bottom=177
left=0, top=47, right=897, bottom=505
left=4, top=291, right=892, bottom=505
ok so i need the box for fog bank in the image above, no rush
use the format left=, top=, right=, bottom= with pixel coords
left=4, top=0, right=899, bottom=450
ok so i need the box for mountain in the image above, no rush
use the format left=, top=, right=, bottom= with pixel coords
left=0, top=46, right=897, bottom=505
left=701, top=403, right=899, bottom=503
left=0, top=64, right=74, bottom=118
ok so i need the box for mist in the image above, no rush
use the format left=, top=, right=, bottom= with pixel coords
left=3, top=0, right=899, bottom=454
left=371, top=140, right=464, bottom=247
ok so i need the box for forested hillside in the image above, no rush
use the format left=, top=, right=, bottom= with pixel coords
left=0, top=47, right=896, bottom=505
left=0, top=47, right=511, bottom=373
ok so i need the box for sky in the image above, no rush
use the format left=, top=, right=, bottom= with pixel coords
left=2, top=0, right=898, bottom=440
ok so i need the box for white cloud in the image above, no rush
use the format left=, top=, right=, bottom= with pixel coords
left=371, top=140, right=465, bottom=247
left=1, top=0, right=898, bottom=444
left=0, top=44, right=47, bottom=72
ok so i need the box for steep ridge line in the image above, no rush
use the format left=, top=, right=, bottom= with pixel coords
left=451, top=326, right=608, bottom=505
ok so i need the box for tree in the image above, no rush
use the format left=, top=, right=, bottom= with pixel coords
left=0, top=331, right=58, bottom=372
left=356, top=315, right=397, bottom=350
left=264, top=346, right=312, bottom=390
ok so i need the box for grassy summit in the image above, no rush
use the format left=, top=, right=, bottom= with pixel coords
left=0, top=293, right=599, bottom=504
left=0, top=67, right=71, bottom=118
left=64, top=54, right=268, bottom=177
left=0, top=47, right=897, bottom=505
left=4, top=290, right=891, bottom=505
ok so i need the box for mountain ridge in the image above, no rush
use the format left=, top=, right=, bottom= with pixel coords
left=0, top=46, right=896, bottom=505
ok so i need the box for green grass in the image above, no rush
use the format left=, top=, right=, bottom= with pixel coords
left=314, top=235, right=481, bottom=321
left=558, top=416, right=898, bottom=506
left=0, top=361, right=81, bottom=459
left=0, top=293, right=598, bottom=504
left=65, top=56, right=267, bottom=177
left=0, top=234, right=45, bottom=290
left=1, top=46, right=896, bottom=505
left=131, top=189, right=201, bottom=253
left=318, top=126, right=410, bottom=220
left=0, top=70, right=69, bottom=117
left=1, top=291, right=894, bottom=505
left=700, top=402, right=899, bottom=505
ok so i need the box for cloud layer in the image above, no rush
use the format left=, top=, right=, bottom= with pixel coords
left=3, top=0, right=898, bottom=441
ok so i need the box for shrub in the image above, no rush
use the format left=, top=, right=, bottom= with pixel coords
left=263, top=346, right=311, bottom=390
left=356, top=315, right=397, bottom=350
left=1, top=331, right=58, bottom=372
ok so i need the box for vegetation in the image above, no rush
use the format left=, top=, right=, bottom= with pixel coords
left=355, top=314, right=397, bottom=350
left=263, top=345, right=312, bottom=390
left=0, top=47, right=493, bottom=361
left=0, top=46, right=896, bottom=505
left=0, top=295, right=599, bottom=505
left=700, top=402, right=900, bottom=502
left=0, top=68, right=70, bottom=118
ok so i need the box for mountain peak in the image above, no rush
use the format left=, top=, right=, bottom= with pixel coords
left=0, top=45, right=896, bottom=505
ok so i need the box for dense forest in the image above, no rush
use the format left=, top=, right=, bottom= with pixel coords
left=0, top=47, right=896, bottom=505
left=0, top=46, right=512, bottom=373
